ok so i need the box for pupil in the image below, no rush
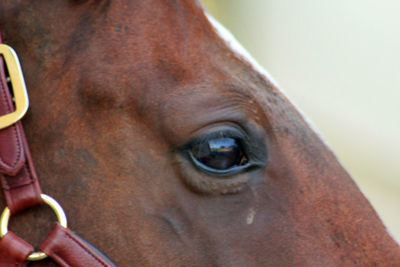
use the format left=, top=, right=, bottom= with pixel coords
left=191, top=137, right=248, bottom=170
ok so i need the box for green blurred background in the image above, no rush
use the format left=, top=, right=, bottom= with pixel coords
left=202, top=0, right=400, bottom=241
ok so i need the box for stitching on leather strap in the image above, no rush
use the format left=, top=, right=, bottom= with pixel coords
left=2, top=177, right=34, bottom=190
left=64, top=231, right=107, bottom=267
left=2, top=179, right=34, bottom=190
left=0, top=63, right=23, bottom=169
left=52, top=251, right=71, bottom=267
left=1, top=166, right=35, bottom=190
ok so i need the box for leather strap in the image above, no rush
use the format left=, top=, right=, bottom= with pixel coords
left=0, top=54, right=43, bottom=214
left=40, top=223, right=117, bottom=267
left=0, top=231, right=34, bottom=267
left=0, top=36, right=117, bottom=266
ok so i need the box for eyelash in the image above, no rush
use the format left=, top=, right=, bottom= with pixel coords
left=187, top=130, right=246, bottom=150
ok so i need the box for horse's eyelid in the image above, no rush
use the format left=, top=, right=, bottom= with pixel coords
left=186, top=125, right=252, bottom=147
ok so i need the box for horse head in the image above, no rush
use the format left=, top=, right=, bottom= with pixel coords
left=0, top=1, right=399, bottom=266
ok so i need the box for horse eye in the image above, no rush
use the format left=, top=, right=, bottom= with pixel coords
left=191, top=137, right=248, bottom=170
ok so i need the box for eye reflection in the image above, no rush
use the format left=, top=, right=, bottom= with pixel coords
left=191, top=137, right=248, bottom=170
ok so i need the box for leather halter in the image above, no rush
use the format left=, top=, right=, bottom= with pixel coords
left=0, top=37, right=116, bottom=265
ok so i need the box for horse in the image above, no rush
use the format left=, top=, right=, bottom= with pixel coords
left=0, top=0, right=399, bottom=266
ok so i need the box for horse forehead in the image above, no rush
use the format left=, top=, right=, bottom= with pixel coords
left=76, top=1, right=275, bottom=137
left=111, top=40, right=261, bottom=119
left=77, top=4, right=219, bottom=101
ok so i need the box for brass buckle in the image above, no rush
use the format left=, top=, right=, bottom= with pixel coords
left=0, top=44, right=29, bottom=130
left=0, top=194, right=68, bottom=261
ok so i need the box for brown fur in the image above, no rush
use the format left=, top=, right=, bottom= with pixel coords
left=0, top=0, right=399, bottom=266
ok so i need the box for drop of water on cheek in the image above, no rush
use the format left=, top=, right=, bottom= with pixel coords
left=246, top=208, right=256, bottom=225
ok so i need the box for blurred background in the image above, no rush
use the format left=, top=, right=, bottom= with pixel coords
left=201, top=0, right=400, bottom=240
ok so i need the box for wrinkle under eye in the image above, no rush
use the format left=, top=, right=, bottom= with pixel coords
left=191, top=137, right=248, bottom=170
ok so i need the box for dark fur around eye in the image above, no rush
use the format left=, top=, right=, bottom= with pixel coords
left=179, top=126, right=267, bottom=177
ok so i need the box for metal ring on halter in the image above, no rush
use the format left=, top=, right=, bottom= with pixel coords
left=0, top=194, right=67, bottom=261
